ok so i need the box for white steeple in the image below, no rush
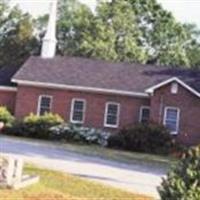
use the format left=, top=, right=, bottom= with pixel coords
left=41, top=0, right=57, bottom=59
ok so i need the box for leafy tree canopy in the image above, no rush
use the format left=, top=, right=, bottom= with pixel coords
left=0, top=0, right=39, bottom=68
left=1, top=0, right=200, bottom=69
left=128, top=0, right=200, bottom=68
left=56, top=0, right=200, bottom=69
left=57, top=0, right=94, bottom=56
left=57, top=0, right=147, bottom=63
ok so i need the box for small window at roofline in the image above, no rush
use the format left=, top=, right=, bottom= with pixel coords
left=171, top=82, right=178, bottom=94
left=139, top=106, right=150, bottom=124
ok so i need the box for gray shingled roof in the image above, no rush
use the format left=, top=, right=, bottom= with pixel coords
left=12, top=56, right=200, bottom=94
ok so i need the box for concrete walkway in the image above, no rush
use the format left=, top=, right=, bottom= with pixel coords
left=0, top=136, right=167, bottom=199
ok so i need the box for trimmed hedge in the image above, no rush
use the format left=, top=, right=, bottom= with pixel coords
left=108, top=123, right=175, bottom=154
left=159, top=145, right=200, bottom=200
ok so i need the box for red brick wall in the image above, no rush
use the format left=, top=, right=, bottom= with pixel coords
left=0, top=90, right=16, bottom=114
left=150, top=82, right=200, bottom=145
left=15, top=85, right=150, bottom=130
left=12, top=83, right=200, bottom=145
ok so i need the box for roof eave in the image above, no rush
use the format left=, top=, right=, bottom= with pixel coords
left=12, top=79, right=149, bottom=98
left=0, top=86, right=17, bottom=92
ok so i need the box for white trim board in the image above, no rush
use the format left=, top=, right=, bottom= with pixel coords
left=145, top=77, right=200, bottom=98
left=0, top=86, right=17, bottom=92
left=11, top=79, right=149, bottom=98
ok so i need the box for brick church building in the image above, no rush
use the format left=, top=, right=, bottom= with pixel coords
left=0, top=1, right=199, bottom=145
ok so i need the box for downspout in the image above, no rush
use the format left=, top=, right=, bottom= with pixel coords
left=159, top=95, right=164, bottom=124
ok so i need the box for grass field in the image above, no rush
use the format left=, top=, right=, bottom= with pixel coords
left=4, top=135, right=176, bottom=171
left=0, top=165, right=153, bottom=200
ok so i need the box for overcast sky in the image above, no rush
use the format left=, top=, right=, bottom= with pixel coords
left=10, top=0, right=200, bottom=28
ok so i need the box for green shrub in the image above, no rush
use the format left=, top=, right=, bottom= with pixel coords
left=24, top=113, right=64, bottom=139
left=24, top=113, right=64, bottom=125
left=50, top=123, right=111, bottom=146
left=3, top=121, right=29, bottom=137
left=0, top=106, right=14, bottom=126
left=4, top=113, right=64, bottom=139
left=108, top=123, right=175, bottom=154
left=107, top=132, right=126, bottom=149
left=159, top=145, right=200, bottom=200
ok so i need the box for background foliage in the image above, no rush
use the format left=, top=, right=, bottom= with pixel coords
left=1, top=0, right=200, bottom=69
left=0, top=1, right=39, bottom=68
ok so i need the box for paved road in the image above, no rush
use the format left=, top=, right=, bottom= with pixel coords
left=0, top=136, right=166, bottom=199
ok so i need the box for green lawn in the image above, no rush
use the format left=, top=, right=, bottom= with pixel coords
left=5, top=135, right=176, bottom=171
left=60, top=142, right=176, bottom=170
left=0, top=165, right=153, bottom=200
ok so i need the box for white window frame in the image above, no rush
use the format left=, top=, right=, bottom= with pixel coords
left=70, top=98, right=86, bottom=124
left=104, top=102, right=120, bottom=128
left=139, top=106, right=150, bottom=123
left=163, top=106, right=180, bottom=135
left=37, top=95, right=53, bottom=116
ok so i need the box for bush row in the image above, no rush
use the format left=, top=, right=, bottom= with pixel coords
left=2, top=109, right=110, bottom=146
left=1, top=107, right=177, bottom=154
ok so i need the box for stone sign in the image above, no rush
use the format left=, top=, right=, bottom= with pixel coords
left=0, top=157, right=8, bottom=184
left=0, top=156, right=39, bottom=189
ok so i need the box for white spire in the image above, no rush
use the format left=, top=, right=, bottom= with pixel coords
left=41, top=0, right=57, bottom=59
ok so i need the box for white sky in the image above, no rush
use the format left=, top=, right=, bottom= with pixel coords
left=10, top=0, right=200, bottom=28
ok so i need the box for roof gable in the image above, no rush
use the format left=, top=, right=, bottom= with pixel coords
left=145, top=77, right=200, bottom=98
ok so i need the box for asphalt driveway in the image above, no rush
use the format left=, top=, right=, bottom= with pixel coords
left=0, top=136, right=167, bottom=199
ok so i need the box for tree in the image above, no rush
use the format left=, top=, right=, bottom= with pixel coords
left=0, top=1, right=39, bottom=68
left=56, top=0, right=147, bottom=63
left=57, top=0, right=94, bottom=56
left=159, top=145, right=200, bottom=200
left=80, top=0, right=148, bottom=63
left=128, top=0, right=200, bottom=68
left=1, top=0, right=200, bottom=69
left=183, top=24, right=200, bottom=69
left=56, top=0, right=200, bottom=68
